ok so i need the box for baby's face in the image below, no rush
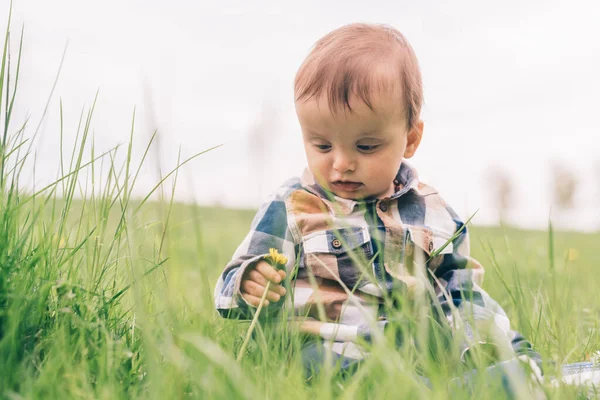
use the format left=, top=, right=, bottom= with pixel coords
left=296, top=91, right=423, bottom=200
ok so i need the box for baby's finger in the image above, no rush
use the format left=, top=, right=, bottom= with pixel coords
left=248, top=270, right=287, bottom=296
left=240, top=279, right=264, bottom=297
left=274, top=283, right=287, bottom=297
left=242, top=293, right=270, bottom=307
left=247, top=269, right=269, bottom=287
left=242, top=280, right=282, bottom=303
left=255, top=260, right=283, bottom=284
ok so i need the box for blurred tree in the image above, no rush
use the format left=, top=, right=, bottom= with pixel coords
left=550, top=161, right=578, bottom=211
left=485, top=166, right=514, bottom=224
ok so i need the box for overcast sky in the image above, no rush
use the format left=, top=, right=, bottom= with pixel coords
left=4, top=0, right=600, bottom=230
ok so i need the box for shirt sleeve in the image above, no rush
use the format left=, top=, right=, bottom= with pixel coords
left=214, top=189, right=297, bottom=320
left=430, top=204, right=542, bottom=368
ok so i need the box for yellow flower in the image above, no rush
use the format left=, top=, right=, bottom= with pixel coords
left=567, top=248, right=579, bottom=261
left=267, top=248, right=288, bottom=267
left=53, top=235, right=67, bottom=249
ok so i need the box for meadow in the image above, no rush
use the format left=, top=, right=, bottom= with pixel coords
left=2, top=12, right=600, bottom=400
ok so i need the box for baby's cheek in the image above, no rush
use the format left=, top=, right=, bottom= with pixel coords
left=310, top=165, right=330, bottom=186
left=310, top=154, right=327, bottom=170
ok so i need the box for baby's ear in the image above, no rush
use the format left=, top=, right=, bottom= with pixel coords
left=404, top=120, right=424, bottom=159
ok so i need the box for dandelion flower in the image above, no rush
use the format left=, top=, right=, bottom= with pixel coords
left=567, top=248, right=579, bottom=261
left=267, top=248, right=288, bottom=268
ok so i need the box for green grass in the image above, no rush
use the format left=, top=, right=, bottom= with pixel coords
left=2, top=9, right=600, bottom=400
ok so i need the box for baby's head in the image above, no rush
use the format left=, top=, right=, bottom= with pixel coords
left=294, top=23, right=424, bottom=200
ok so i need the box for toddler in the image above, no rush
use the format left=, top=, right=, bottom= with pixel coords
left=214, top=23, right=541, bottom=385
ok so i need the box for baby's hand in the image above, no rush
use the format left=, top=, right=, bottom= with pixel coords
left=240, top=259, right=287, bottom=307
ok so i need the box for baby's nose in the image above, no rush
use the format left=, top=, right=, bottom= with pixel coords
left=333, top=152, right=356, bottom=172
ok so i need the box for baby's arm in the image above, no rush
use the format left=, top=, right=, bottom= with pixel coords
left=430, top=205, right=541, bottom=367
left=214, top=188, right=296, bottom=319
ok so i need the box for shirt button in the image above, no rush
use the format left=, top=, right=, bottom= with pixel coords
left=379, top=202, right=388, bottom=212
left=332, top=239, right=342, bottom=249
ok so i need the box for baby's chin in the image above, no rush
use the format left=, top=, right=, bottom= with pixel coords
left=331, top=186, right=395, bottom=201
left=327, top=187, right=381, bottom=201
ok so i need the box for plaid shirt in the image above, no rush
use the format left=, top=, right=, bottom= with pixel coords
left=214, top=163, right=539, bottom=363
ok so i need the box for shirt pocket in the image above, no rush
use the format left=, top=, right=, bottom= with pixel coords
left=385, top=225, right=454, bottom=280
left=408, top=225, right=454, bottom=255
left=302, top=227, right=373, bottom=288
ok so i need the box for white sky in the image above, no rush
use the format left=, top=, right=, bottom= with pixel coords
left=4, top=0, right=600, bottom=230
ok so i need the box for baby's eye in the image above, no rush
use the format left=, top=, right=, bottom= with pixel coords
left=315, top=144, right=331, bottom=151
left=357, top=144, right=379, bottom=152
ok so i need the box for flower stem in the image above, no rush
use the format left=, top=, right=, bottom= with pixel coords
left=237, top=281, right=271, bottom=362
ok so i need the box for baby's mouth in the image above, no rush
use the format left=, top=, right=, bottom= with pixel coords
left=331, top=181, right=363, bottom=192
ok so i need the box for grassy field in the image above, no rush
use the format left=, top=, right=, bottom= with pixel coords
left=2, top=195, right=600, bottom=399
left=2, top=11, right=600, bottom=400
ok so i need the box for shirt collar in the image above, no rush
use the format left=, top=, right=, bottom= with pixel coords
left=390, top=162, right=420, bottom=199
left=299, top=163, right=420, bottom=216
